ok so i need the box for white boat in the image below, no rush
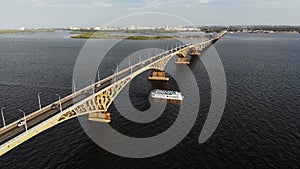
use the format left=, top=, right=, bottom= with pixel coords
left=151, top=89, right=184, bottom=101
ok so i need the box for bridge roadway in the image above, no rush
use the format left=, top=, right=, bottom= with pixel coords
left=0, top=44, right=190, bottom=144
left=0, top=30, right=227, bottom=156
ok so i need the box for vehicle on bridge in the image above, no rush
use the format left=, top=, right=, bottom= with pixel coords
left=51, top=103, right=59, bottom=109
left=17, top=120, right=25, bottom=127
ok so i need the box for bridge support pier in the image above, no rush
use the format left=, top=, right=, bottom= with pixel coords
left=148, top=70, right=169, bottom=81
left=88, top=111, right=111, bottom=123
left=175, top=57, right=190, bottom=64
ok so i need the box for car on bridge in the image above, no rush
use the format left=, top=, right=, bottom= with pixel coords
left=51, top=103, right=59, bottom=109
left=17, top=120, right=25, bottom=127
left=96, top=83, right=101, bottom=88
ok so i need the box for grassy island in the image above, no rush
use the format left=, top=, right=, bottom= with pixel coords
left=0, top=30, right=34, bottom=34
left=71, top=31, right=206, bottom=40
left=71, top=32, right=174, bottom=40
left=0, top=28, right=55, bottom=35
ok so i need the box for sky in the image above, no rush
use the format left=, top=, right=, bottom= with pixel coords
left=0, top=0, right=299, bottom=29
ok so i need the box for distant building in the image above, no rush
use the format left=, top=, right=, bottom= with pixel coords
left=93, top=27, right=101, bottom=31
left=69, top=27, right=80, bottom=31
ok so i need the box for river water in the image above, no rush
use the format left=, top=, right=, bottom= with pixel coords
left=0, top=32, right=299, bottom=169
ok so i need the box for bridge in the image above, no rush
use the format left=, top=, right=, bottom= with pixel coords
left=0, top=31, right=227, bottom=156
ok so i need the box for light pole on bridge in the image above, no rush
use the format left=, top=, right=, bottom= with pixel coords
left=148, top=51, right=150, bottom=59
left=73, top=80, right=76, bottom=93
left=114, top=64, right=119, bottom=83
left=18, top=109, right=28, bottom=133
left=116, top=64, right=119, bottom=82
left=129, top=56, right=131, bottom=68
left=38, top=92, right=42, bottom=110
left=129, top=56, right=132, bottom=74
left=55, top=94, right=63, bottom=113
left=1, top=107, right=6, bottom=128
left=97, top=70, right=100, bottom=82
left=141, top=58, right=144, bottom=67
left=90, top=80, right=95, bottom=94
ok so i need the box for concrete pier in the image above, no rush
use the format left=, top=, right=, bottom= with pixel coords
left=148, top=70, right=169, bottom=81
left=175, top=57, right=190, bottom=64
left=88, top=111, right=111, bottom=123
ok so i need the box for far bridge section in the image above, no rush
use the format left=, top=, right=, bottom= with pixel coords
left=0, top=31, right=227, bottom=156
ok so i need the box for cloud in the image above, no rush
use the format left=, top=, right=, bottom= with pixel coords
left=91, top=1, right=113, bottom=7
left=17, top=0, right=113, bottom=8
left=15, top=0, right=300, bottom=9
left=230, top=0, right=300, bottom=6
left=17, top=0, right=219, bottom=8
left=2, top=0, right=299, bottom=28
left=143, top=0, right=218, bottom=6
left=115, top=0, right=220, bottom=9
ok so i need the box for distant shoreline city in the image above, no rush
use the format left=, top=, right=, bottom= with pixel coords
left=0, top=25, right=299, bottom=40
left=1, top=25, right=300, bottom=33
